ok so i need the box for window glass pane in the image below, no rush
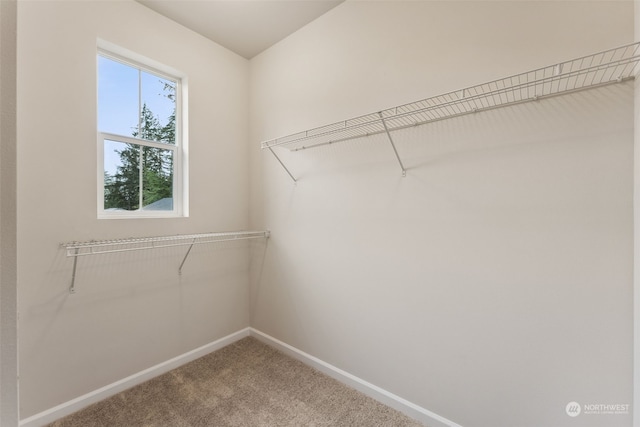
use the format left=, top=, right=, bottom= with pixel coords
left=140, top=71, right=176, bottom=144
left=104, top=140, right=140, bottom=211
left=142, top=146, right=173, bottom=211
left=98, top=51, right=182, bottom=217
left=98, top=56, right=139, bottom=137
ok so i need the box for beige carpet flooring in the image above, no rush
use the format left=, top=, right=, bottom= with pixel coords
left=48, top=337, right=425, bottom=427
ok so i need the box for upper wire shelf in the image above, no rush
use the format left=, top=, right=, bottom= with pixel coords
left=261, top=42, right=640, bottom=181
left=60, top=230, right=270, bottom=293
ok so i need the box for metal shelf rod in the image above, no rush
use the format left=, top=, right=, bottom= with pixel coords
left=69, top=248, right=79, bottom=294
left=178, top=238, right=197, bottom=275
left=268, top=147, right=297, bottom=183
left=265, top=60, right=638, bottom=150
left=260, top=42, right=640, bottom=182
left=379, top=112, right=406, bottom=177
left=290, top=77, right=633, bottom=152
left=61, top=231, right=269, bottom=254
left=60, top=230, right=270, bottom=293
left=62, top=234, right=269, bottom=257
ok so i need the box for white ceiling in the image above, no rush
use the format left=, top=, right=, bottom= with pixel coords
left=137, top=0, right=345, bottom=59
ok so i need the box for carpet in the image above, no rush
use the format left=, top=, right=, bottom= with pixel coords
left=48, top=337, right=425, bottom=426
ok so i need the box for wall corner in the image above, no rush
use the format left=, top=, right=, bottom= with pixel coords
left=0, top=0, right=20, bottom=425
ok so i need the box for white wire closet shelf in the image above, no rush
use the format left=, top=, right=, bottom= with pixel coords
left=60, top=230, right=270, bottom=293
left=261, top=42, right=640, bottom=181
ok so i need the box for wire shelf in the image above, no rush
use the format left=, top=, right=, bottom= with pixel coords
left=61, top=230, right=270, bottom=257
left=60, top=230, right=270, bottom=293
left=261, top=42, right=640, bottom=180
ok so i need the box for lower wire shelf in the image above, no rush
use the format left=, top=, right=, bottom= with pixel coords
left=60, top=230, right=270, bottom=293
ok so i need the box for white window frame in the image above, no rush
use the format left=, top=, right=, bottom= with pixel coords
left=97, top=48, right=186, bottom=219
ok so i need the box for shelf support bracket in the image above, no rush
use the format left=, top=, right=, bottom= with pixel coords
left=69, top=248, right=79, bottom=294
left=178, top=238, right=196, bottom=275
left=268, top=147, right=297, bottom=183
left=378, top=112, right=406, bottom=177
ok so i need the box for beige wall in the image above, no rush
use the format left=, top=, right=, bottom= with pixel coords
left=14, top=1, right=638, bottom=425
left=249, top=2, right=634, bottom=426
left=17, top=0, right=250, bottom=418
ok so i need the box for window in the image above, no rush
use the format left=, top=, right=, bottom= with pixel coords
left=97, top=50, right=184, bottom=218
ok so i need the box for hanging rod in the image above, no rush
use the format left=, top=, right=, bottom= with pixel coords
left=261, top=42, right=640, bottom=180
left=60, top=230, right=270, bottom=293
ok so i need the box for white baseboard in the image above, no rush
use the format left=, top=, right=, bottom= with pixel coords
left=20, top=327, right=461, bottom=427
left=19, top=328, right=251, bottom=427
left=249, top=328, right=463, bottom=427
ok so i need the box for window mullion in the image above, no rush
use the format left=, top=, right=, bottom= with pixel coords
left=139, top=146, right=144, bottom=209
left=100, top=132, right=176, bottom=151
left=138, top=68, right=142, bottom=138
left=138, top=68, right=143, bottom=210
